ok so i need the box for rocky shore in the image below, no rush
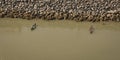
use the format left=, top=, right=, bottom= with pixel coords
left=0, top=0, right=120, bottom=22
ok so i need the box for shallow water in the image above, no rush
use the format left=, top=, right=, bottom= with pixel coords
left=0, top=18, right=120, bottom=60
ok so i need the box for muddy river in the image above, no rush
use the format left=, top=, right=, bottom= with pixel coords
left=0, top=18, right=120, bottom=60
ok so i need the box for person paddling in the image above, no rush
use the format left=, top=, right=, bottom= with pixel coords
left=89, top=25, right=95, bottom=34
left=31, top=23, right=37, bottom=31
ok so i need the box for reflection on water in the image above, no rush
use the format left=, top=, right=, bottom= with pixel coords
left=0, top=19, right=120, bottom=60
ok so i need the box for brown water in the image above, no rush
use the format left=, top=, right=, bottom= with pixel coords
left=0, top=18, right=120, bottom=60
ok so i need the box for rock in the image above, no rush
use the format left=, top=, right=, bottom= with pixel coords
left=0, top=0, right=119, bottom=22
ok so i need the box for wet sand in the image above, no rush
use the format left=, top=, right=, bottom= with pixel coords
left=0, top=18, right=120, bottom=60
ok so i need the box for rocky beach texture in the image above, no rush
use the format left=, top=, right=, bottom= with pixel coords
left=0, top=0, right=120, bottom=22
